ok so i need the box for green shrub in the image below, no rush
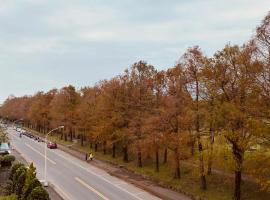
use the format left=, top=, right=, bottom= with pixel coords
left=22, top=178, right=41, bottom=199
left=28, top=186, right=50, bottom=200
left=0, top=194, right=18, bottom=200
left=12, top=166, right=27, bottom=198
left=8, top=163, right=48, bottom=200
left=1, top=155, right=15, bottom=167
left=9, top=163, right=24, bottom=181
left=3, top=156, right=15, bottom=162
left=22, top=163, right=41, bottom=200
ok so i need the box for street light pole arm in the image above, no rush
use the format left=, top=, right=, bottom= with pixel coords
left=45, top=126, right=64, bottom=139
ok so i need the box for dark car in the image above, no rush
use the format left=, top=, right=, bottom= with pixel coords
left=23, top=132, right=30, bottom=137
left=47, top=142, right=57, bottom=149
left=25, top=132, right=34, bottom=138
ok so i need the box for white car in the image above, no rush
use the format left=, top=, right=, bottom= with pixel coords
left=16, top=128, right=21, bottom=132
left=0, top=143, right=11, bottom=155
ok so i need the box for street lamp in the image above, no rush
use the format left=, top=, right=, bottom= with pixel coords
left=44, top=125, right=64, bottom=187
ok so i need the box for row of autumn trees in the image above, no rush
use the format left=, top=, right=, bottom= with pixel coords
left=1, top=12, right=270, bottom=200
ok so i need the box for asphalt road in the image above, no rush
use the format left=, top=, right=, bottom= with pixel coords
left=7, top=127, right=161, bottom=200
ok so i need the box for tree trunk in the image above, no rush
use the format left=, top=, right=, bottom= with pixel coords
left=233, top=144, right=243, bottom=200
left=194, top=73, right=207, bottom=190
left=174, top=147, right=181, bottom=179
left=103, top=141, right=107, bottom=155
left=191, top=137, right=196, bottom=156
left=163, top=148, right=167, bottom=164
left=207, top=128, right=215, bottom=175
left=80, top=134, right=84, bottom=146
left=198, top=137, right=207, bottom=189
left=112, top=143, right=116, bottom=158
left=123, top=145, right=128, bottom=162
left=64, top=133, right=67, bottom=141
left=138, top=148, right=142, bottom=168
left=70, top=128, right=73, bottom=142
left=155, top=148, right=159, bottom=172
left=234, top=170, right=242, bottom=200
left=94, top=143, right=98, bottom=152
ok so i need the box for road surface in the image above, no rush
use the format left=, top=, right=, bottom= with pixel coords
left=7, top=127, right=161, bottom=200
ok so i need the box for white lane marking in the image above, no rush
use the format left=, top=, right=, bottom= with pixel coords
left=135, top=192, right=147, bottom=196
left=25, top=143, right=56, bottom=165
left=12, top=130, right=156, bottom=200
left=52, top=184, right=73, bottom=200
left=115, top=183, right=128, bottom=186
left=47, top=150, right=146, bottom=200
left=75, top=177, right=110, bottom=200
left=9, top=130, right=73, bottom=200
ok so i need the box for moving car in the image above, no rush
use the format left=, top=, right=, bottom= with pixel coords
left=0, top=143, right=11, bottom=155
left=47, top=142, right=57, bottom=149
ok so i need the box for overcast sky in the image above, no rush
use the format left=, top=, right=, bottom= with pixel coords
left=0, top=0, right=269, bottom=103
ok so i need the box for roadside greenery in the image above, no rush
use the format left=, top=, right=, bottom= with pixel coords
left=0, top=161, right=49, bottom=200
left=7, top=163, right=49, bottom=200
left=0, top=156, right=15, bottom=167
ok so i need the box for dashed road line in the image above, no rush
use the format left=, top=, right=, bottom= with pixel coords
left=53, top=184, right=73, bottom=200
left=25, top=143, right=56, bottom=165
left=75, top=177, right=110, bottom=200
left=11, top=129, right=155, bottom=200
left=49, top=150, right=145, bottom=200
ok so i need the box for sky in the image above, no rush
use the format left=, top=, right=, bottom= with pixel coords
left=0, top=0, right=270, bottom=103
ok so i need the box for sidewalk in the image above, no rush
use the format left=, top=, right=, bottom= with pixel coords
left=57, top=144, right=192, bottom=200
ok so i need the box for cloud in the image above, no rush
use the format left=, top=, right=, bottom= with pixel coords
left=0, top=0, right=270, bottom=102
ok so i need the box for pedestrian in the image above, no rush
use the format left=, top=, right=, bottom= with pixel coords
left=85, top=153, right=88, bottom=161
left=89, top=152, right=93, bottom=161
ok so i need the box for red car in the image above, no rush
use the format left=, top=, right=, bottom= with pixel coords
left=47, top=142, right=57, bottom=149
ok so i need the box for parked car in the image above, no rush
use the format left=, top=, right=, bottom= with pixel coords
left=16, top=128, right=21, bottom=132
left=47, top=142, right=57, bottom=149
left=23, top=132, right=29, bottom=137
left=0, top=143, right=11, bottom=155
left=23, top=132, right=31, bottom=138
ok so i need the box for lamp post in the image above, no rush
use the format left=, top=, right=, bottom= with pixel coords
left=44, top=125, right=64, bottom=187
